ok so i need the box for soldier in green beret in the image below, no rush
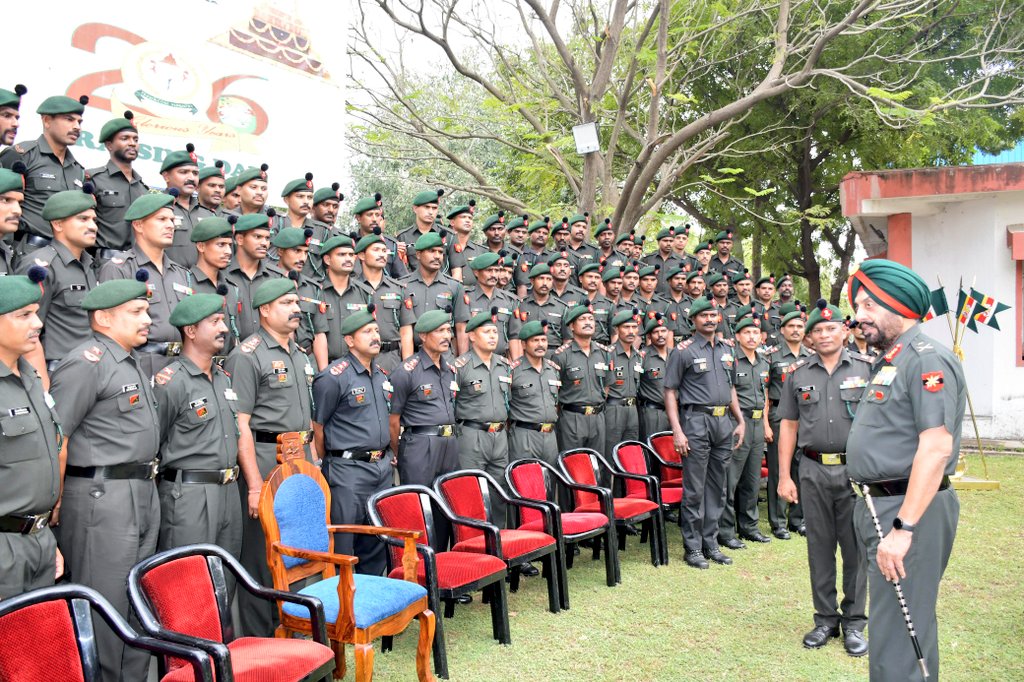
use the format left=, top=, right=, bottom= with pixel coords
left=754, top=273, right=780, bottom=344
left=99, top=192, right=191, bottom=377
left=313, top=235, right=366, bottom=368
left=707, top=230, right=744, bottom=282
left=305, top=182, right=344, bottom=280
left=552, top=305, right=613, bottom=456
left=271, top=227, right=323, bottom=355
left=154, top=294, right=242, bottom=570
left=672, top=224, right=699, bottom=269
left=776, top=273, right=796, bottom=307
left=642, top=227, right=681, bottom=295
left=602, top=265, right=628, bottom=324
left=464, top=252, right=522, bottom=357
left=51, top=275, right=161, bottom=680
left=0, top=84, right=27, bottom=147
left=593, top=218, right=616, bottom=262
left=565, top=212, right=600, bottom=280
left=396, top=188, right=448, bottom=274
left=225, top=210, right=286, bottom=339
left=0, top=271, right=64, bottom=600
left=617, top=262, right=644, bottom=317
left=732, top=268, right=755, bottom=308
left=0, top=166, right=26, bottom=273
left=505, top=213, right=528, bottom=255
left=549, top=251, right=587, bottom=308
left=445, top=200, right=484, bottom=280
left=635, top=264, right=670, bottom=323
left=196, top=160, right=226, bottom=217
left=224, top=277, right=315, bottom=636
left=233, top=163, right=270, bottom=216
left=349, top=192, right=408, bottom=280
left=605, top=309, right=642, bottom=454
left=575, top=261, right=614, bottom=344
left=87, top=111, right=150, bottom=260
left=513, top=217, right=554, bottom=297
left=159, top=143, right=204, bottom=268
left=693, top=239, right=714, bottom=274
left=660, top=266, right=692, bottom=342
left=0, top=94, right=88, bottom=255
left=706, top=271, right=738, bottom=340
left=399, top=231, right=471, bottom=354
left=18, top=188, right=99, bottom=382
left=222, top=174, right=243, bottom=213
left=480, top=212, right=511, bottom=259
left=549, top=217, right=569, bottom=252
left=186, top=216, right=243, bottom=352
left=353, top=230, right=414, bottom=372
left=638, top=313, right=671, bottom=440
left=509, top=320, right=561, bottom=466
left=275, top=172, right=316, bottom=232
left=519, top=262, right=567, bottom=351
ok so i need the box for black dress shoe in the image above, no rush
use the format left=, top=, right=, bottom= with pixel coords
left=790, top=523, right=807, bottom=536
left=741, top=531, right=772, bottom=543
left=772, top=528, right=791, bottom=540
left=519, top=562, right=540, bottom=578
left=684, top=550, right=709, bottom=569
left=842, top=629, right=868, bottom=657
left=621, top=523, right=640, bottom=536
left=703, top=547, right=733, bottom=565
left=802, top=625, right=839, bottom=649
left=455, top=594, right=473, bottom=605
left=720, top=537, right=746, bottom=550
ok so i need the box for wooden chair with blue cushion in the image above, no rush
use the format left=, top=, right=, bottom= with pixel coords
left=258, top=456, right=435, bottom=682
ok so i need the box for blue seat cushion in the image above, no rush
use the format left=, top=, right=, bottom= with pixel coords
left=282, top=575, right=428, bottom=630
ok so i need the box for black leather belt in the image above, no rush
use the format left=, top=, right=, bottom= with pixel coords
left=407, top=424, right=456, bottom=437
left=379, top=340, right=400, bottom=352
left=686, top=404, right=729, bottom=417
left=459, top=420, right=506, bottom=433
left=638, top=399, right=664, bottom=410
left=137, top=341, right=182, bottom=357
left=562, top=403, right=605, bottom=415
left=252, top=430, right=312, bottom=444
left=326, top=448, right=386, bottom=462
left=804, top=449, right=846, bottom=466
left=741, top=408, right=765, bottom=419
left=512, top=421, right=556, bottom=433
left=66, top=460, right=160, bottom=481
left=0, top=511, right=52, bottom=535
left=607, top=397, right=637, bottom=407
left=856, top=476, right=951, bottom=498
left=162, top=466, right=240, bottom=485
left=21, top=234, right=52, bottom=248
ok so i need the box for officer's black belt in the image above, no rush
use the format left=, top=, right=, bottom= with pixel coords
left=638, top=399, right=665, bottom=410
left=379, top=340, right=400, bottom=352
left=137, top=341, right=182, bottom=357
left=66, top=460, right=160, bottom=481
left=21, top=234, right=52, bottom=249
left=685, top=404, right=730, bottom=417
left=326, top=448, right=386, bottom=462
left=94, top=247, right=129, bottom=261
left=512, top=421, right=556, bottom=433
left=804, top=449, right=846, bottom=466
left=0, top=511, right=52, bottom=535
left=741, top=408, right=765, bottom=419
left=856, top=476, right=951, bottom=498
left=252, top=430, right=313, bottom=444
left=162, top=466, right=240, bottom=485
left=562, top=403, right=605, bottom=416
left=459, top=420, right=506, bottom=433
left=407, top=424, right=456, bottom=437
left=606, top=397, right=637, bottom=407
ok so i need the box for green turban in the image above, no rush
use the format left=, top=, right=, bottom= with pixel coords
left=847, top=259, right=930, bottom=319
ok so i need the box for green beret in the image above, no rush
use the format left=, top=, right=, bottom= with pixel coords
left=805, top=300, right=844, bottom=332
left=352, top=194, right=383, bottom=215
left=656, top=227, right=675, bottom=241
left=0, top=168, right=26, bottom=195
left=281, top=173, right=314, bottom=197
left=41, top=190, right=96, bottom=221
left=0, top=273, right=43, bottom=315
left=688, top=296, right=713, bottom=319
left=81, top=276, right=148, bottom=311
left=569, top=213, right=588, bottom=226
left=779, top=301, right=798, bottom=317
left=272, top=227, right=312, bottom=250
left=37, top=95, right=86, bottom=116
left=518, top=319, right=547, bottom=340
left=664, top=265, right=686, bottom=280
left=638, top=264, right=658, bottom=278
left=847, top=259, right=930, bottom=319
left=224, top=176, right=242, bottom=193
left=482, top=213, right=506, bottom=230
left=733, top=269, right=752, bottom=284
left=685, top=270, right=704, bottom=283
left=778, top=274, right=793, bottom=284
left=527, top=219, right=550, bottom=234
left=412, top=189, right=443, bottom=207
left=234, top=211, right=273, bottom=233
left=506, top=215, right=527, bottom=230
left=191, top=216, right=233, bottom=242
left=169, top=293, right=225, bottom=327
left=340, top=305, right=376, bottom=336
left=547, top=251, right=570, bottom=265
left=593, top=220, right=614, bottom=238
left=564, top=305, right=592, bottom=327
left=0, top=84, right=27, bottom=110
left=355, top=229, right=384, bottom=254
left=319, top=235, right=354, bottom=256
left=98, top=111, right=136, bottom=144
left=612, top=309, right=639, bottom=327
left=501, top=254, right=517, bottom=268
left=466, top=309, right=499, bottom=332
left=528, top=263, right=551, bottom=279
left=614, top=232, right=632, bottom=245
left=734, top=316, right=762, bottom=334
left=160, top=144, right=199, bottom=173
left=414, top=309, right=451, bottom=333
left=705, top=272, right=726, bottom=287
left=446, top=202, right=475, bottom=220
left=694, top=241, right=713, bottom=254
left=313, top=184, right=342, bottom=205
left=601, top=266, right=622, bottom=283
left=470, top=252, right=501, bottom=271
left=414, top=232, right=444, bottom=251
left=714, top=230, right=735, bottom=243
left=578, top=262, right=601, bottom=276
left=781, top=306, right=808, bottom=327
left=198, top=161, right=226, bottom=183
left=643, top=313, right=667, bottom=335
left=235, top=164, right=269, bottom=186
left=734, top=304, right=754, bottom=320
left=251, top=278, right=295, bottom=309
left=124, top=192, right=174, bottom=222
left=632, top=234, right=645, bottom=246
left=755, top=274, right=776, bottom=288
left=552, top=220, right=570, bottom=234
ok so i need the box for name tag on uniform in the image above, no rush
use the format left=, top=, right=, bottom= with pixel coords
left=382, top=381, right=393, bottom=392
left=44, top=392, right=56, bottom=409
left=797, top=385, right=815, bottom=392
left=498, top=376, right=512, bottom=384
left=69, top=284, right=86, bottom=291
left=174, top=216, right=183, bottom=227
left=346, top=303, right=367, bottom=311
left=173, top=283, right=194, bottom=295
left=189, top=398, right=208, bottom=409
left=470, top=380, right=484, bottom=392
left=594, top=362, right=609, bottom=371
left=419, top=383, right=433, bottom=396
left=840, top=377, right=868, bottom=389
left=694, top=358, right=707, bottom=368
left=549, top=379, right=562, bottom=388
left=634, top=364, right=643, bottom=373
left=224, top=389, right=238, bottom=401
left=450, top=381, right=459, bottom=393
left=8, top=407, right=30, bottom=417
left=122, top=383, right=140, bottom=393
left=39, top=172, right=56, bottom=180
left=737, top=372, right=748, bottom=377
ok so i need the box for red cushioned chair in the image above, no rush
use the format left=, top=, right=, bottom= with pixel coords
left=611, top=440, right=677, bottom=565
left=0, top=583, right=213, bottom=682
left=504, top=458, right=620, bottom=589
left=367, top=485, right=510, bottom=680
left=127, top=543, right=335, bottom=682
left=647, top=431, right=685, bottom=492
left=435, top=469, right=565, bottom=614
left=558, top=448, right=666, bottom=569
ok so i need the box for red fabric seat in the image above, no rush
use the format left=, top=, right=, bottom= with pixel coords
left=162, top=637, right=333, bottom=682
left=577, top=497, right=659, bottom=518
left=0, top=600, right=86, bottom=682
left=388, top=550, right=506, bottom=590
left=631, top=486, right=682, bottom=504
left=649, top=433, right=684, bottom=485
left=453, top=529, right=555, bottom=557
left=519, top=512, right=608, bottom=535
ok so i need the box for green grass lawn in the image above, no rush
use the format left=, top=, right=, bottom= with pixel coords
left=352, top=455, right=1024, bottom=681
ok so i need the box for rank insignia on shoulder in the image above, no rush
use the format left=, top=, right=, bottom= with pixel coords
left=553, top=342, right=572, bottom=354
left=240, top=335, right=261, bottom=353
left=330, top=360, right=349, bottom=375
left=82, top=346, right=104, bottom=363
left=14, top=144, right=26, bottom=154
left=454, top=356, right=470, bottom=369
left=155, top=367, right=176, bottom=385
left=404, top=356, right=420, bottom=371
left=883, top=343, right=903, bottom=363
left=676, top=338, right=694, bottom=350
left=509, top=358, right=522, bottom=370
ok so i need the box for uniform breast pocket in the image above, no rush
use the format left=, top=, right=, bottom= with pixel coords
left=692, top=358, right=710, bottom=374
left=183, top=405, right=215, bottom=428
left=116, top=392, right=149, bottom=432
left=0, top=412, right=40, bottom=438
left=380, top=298, right=400, bottom=313
left=864, top=386, right=891, bottom=405
left=29, top=176, right=57, bottom=192
left=346, top=393, right=370, bottom=408
left=266, top=371, right=292, bottom=389
left=435, top=294, right=453, bottom=310
left=59, top=287, right=88, bottom=308
left=840, top=387, right=863, bottom=404
left=98, top=190, right=126, bottom=208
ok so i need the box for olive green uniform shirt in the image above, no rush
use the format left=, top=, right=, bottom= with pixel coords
left=86, top=160, right=149, bottom=250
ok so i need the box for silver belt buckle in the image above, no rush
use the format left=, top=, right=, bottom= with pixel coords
left=221, top=466, right=239, bottom=484
left=29, top=512, right=50, bottom=534
left=147, top=460, right=160, bottom=480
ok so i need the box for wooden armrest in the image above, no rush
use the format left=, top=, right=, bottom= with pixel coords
left=272, top=543, right=358, bottom=567
left=325, top=524, right=422, bottom=540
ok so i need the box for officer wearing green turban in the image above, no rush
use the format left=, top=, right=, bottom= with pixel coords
left=87, top=110, right=150, bottom=257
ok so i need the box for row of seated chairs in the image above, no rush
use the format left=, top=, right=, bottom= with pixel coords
left=0, top=433, right=742, bottom=681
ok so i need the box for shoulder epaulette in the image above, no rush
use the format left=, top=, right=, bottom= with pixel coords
left=9, top=141, right=36, bottom=155
left=154, top=365, right=177, bottom=385
left=788, top=358, right=809, bottom=372
left=545, top=359, right=561, bottom=371
left=403, top=355, right=420, bottom=371
left=86, top=165, right=108, bottom=177
left=596, top=342, right=613, bottom=352
left=329, top=359, right=349, bottom=376
left=764, top=344, right=780, bottom=355
left=553, top=341, right=572, bottom=354
left=911, top=339, right=936, bottom=355
left=676, top=338, right=695, bottom=351
left=509, top=358, right=522, bottom=370
left=849, top=350, right=874, bottom=363
left=722, top=339, right=735, bottom=347
left=82, top=345, right=105, bottom=363
left=497, top=355, right=511, bottom=366
left=239, top=334, right=262, bottom=353
left=454, top=354, right=471, bottom=369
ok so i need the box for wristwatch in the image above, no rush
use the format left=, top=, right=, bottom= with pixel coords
left=892, top=517, right=916, bottom=533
